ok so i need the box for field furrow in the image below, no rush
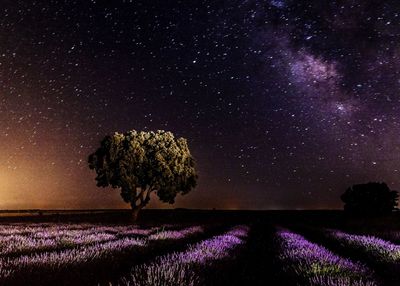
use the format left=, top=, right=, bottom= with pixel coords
left=113, top=225, right=250, bottom=286
left=273, top=228, right=378, bottom=286
left=0, top=224, right=210, bottom=286
left=0, top=226, right=166, bottom=258
left=320, top=229, right=400, bottom=285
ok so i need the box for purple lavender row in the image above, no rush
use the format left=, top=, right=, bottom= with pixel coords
left=0, top=223, right=171, bottom=236
left=116, top=225, right=250, bottom=286
left=275, top=228, right=378, bottom=286
left=148, top=226, right=203, bottom=240
left=0, top=237, right=145, bottom=280
left=31, top=225, right=160, bottom=240
left=0, top=223, right=186, bottom=256
left=350, top=230, right=400, bottom=246
left=0, top=223, right=101, bottom=236
left=326, top=229, right=400, bottom=263
left=0, top=226, right=164, bottom=257
left=0, top=224, right=155, bottom=237
left=0, top=223, right=179, bottom=239
left=0, top=233, right=116, bottom=256
left=0, top=237, right=147, bottom=281
left=0, top=225, right=205, bottom=281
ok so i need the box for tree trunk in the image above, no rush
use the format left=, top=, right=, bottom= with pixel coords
left=130, top=187, right=153, bottom=222
left=131, top=207, right=141, bottom=222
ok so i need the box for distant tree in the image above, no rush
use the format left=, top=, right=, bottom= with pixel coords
left=341, top=182, right=398, bottom=215
left=88, top=130, right=197, bottom=221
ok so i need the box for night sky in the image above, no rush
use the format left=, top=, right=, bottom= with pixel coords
left=1, top=0, right=400, bottom=210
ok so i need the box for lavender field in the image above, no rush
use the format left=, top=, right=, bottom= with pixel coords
left=1, top=212, right=400, bottom=286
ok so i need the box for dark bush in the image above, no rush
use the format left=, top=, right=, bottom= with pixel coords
left=341, top=182, right=398, bottom=215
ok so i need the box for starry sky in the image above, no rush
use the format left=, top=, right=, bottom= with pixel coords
left=1, top=0, right=400, bottom=210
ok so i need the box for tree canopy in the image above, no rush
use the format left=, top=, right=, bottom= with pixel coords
left=88, top=130, right=197, bottom=220
left=341, top=182, right=398, bottom=215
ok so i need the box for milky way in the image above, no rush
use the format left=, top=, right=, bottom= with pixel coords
left=1, top=0, right=400, bottom=209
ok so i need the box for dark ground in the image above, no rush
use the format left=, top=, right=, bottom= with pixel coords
left=1, top=209, right=399, bottom=229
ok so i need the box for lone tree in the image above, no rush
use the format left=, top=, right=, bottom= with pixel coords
left=341, top=182, right=398, bottom=215
left=88, top=130, right=197, bottom=221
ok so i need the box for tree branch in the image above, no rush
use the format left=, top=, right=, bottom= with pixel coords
left=130, top=185, right=154, bottom=210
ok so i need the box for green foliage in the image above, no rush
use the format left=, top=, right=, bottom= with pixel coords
left=308, top=263, right=343, bottom=277
left=88, top=130, right=197, bottom=211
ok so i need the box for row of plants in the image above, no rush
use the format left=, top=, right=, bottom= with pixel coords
left=0, top=224, right=216, bottom=286
left=284, top=225, right=400, bottom=285
left=113, top=225, right=250, bottom=286
left=0, top=224, right=172, bottom=258
left=4, top=222, right=400, bottom=286
left=273, top=228, right=379, bottom=286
